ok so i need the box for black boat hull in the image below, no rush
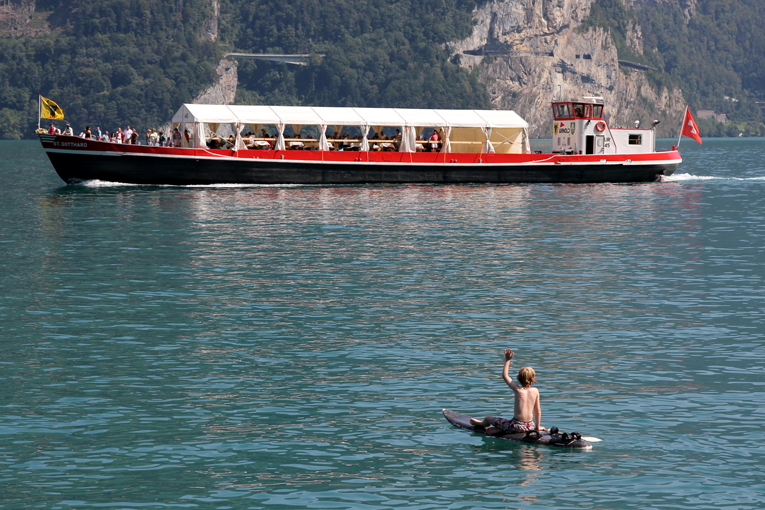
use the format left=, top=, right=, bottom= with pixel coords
left=44, top=150, right=679, bottom=185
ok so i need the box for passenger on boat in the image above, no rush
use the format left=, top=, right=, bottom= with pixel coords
left=116, top=128, right=124, bottom=143
left=149, top=129, right=158, bottom=145
left=83, top=126, right=92, bottom=139
left=101, top=130, right=110, bottom=142
left=125, top=125, right=133, bottom=144
left=172, top=128, right=181, bottom=147
left=48, top=124, right=55, bottom=135
left=64, top=124, right=73, bottom=136
left=428, top=130, right=440, bottom=152
left=159, top=131, right=167, bottom=146
left=290, top=133, right=303, bottom=150
left=96, top=126, right=102, bottom=139
left=110, top=132, right=117, bottom=143
left=384, top=133, right=396, bottom=151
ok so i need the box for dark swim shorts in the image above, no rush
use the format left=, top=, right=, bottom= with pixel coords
left=488, top=416, right=535, bottom=433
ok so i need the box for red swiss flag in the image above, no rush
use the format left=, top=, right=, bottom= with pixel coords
left=681, top=106, right=703, bottom=144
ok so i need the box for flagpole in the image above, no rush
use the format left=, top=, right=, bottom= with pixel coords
left=677, top=105, right=687, bottom=149
left=38, top=94, right=41, bottom=130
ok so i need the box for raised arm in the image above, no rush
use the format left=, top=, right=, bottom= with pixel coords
left=502, top=348, right=517, bottom=389
left=534, top=391, right=542, bottom=431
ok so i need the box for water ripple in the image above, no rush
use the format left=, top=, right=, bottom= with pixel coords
left=1, top=140, right=764, bottom=508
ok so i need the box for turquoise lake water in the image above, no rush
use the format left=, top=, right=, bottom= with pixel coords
left=1, top=139, right=764, bottom=509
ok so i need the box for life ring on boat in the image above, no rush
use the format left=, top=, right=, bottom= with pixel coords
left=595, top=121, right=606, bottom=132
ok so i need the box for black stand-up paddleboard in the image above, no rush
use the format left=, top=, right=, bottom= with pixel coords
left=443, top=409, right=593, bottom=450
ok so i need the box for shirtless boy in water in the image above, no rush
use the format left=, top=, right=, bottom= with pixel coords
left=470, top=348, right=546, bottom=435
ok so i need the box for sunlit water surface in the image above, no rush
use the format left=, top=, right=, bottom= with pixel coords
left=1, top=139, right=764, bottom=509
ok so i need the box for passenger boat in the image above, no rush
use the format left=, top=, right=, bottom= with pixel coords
left=37, top=98, right=681, bottom=185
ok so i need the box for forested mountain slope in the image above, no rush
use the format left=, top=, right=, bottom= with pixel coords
left=582, top=0, right=765, bottom=136
left=0, top=0, right=762, bottom=139
left=0, top=0, right=222, bottom=139
left=0, top=0, right=489, bottom=139
left=219, top=0, right=490, bottom=110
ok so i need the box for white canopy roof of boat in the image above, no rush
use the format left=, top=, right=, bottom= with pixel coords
left=270, top=105, right=325, bottom=125
left=350, top=107, right=405, bottom=127
left=472, top=109, right=528, bottom=128
left=395, top=108, right=449, bottom=127
left=227, top=105, right=282, bottom=124
left=172, top=104, right=528, bottom=129
left=310, top=106, right=367, bottom=126
left=173, top=104, right=239, bottom=124
left=433, top=109, right=487, bottom=128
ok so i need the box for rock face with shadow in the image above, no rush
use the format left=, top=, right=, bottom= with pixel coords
left=448, top=0, right=686, bottom=138
left=159, top=58, right=238, bottom=137
left=194, top=59, right=238, bottom=106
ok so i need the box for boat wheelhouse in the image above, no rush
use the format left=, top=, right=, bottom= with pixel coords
left=551, top=97, right=659, bottom=155
left=37, top=98, right=681, bottom=185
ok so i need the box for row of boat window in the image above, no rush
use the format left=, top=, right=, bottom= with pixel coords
left=552, top=103, right=604, bottom=120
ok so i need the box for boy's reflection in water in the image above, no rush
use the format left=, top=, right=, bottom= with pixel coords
left=473, top=440, right=543, bottom=476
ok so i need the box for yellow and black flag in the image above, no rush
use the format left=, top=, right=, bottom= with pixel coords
left=40, top=96, right=64, bottom=120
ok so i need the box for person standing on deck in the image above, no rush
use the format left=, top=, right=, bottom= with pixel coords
left=428, top=130, right=440, bottom=152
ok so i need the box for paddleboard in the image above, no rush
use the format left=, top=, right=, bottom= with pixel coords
left=443, top=409, right=593, bottom=450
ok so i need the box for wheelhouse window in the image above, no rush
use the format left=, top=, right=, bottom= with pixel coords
left=592, top=105, right=603, bottom=118
left=628, top=134, right=642, bottom=145
left=573, top=103, right=591, bottom=118
left=553, top=103, right=573, bottom=119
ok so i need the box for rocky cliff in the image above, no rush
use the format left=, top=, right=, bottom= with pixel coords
left=193, top=58, right=238, bottom=105
left=448, top=0, right=686, bottom=138
left=159, top=58, right=237, bottom=136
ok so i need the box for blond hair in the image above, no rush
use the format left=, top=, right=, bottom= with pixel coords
left=517, top=366, right=536, bottom=387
